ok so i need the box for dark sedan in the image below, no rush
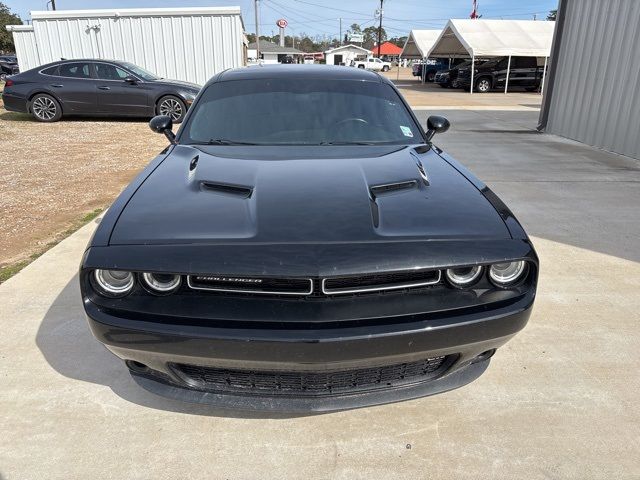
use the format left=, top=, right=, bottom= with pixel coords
left=0, top=55, right=19, bottom=80
left=80, top=65, right=538, bottom=412
left=1, top=59, right=200, bottom=122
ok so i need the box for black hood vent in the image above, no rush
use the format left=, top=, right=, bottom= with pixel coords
left=369, top=180, right=418, bottom=197
left=200, top=181, right=253, bottom=198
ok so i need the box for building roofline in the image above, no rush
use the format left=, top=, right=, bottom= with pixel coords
left=30, top=6, right=242, bottom=20
left=6, top=25, right=34, bottom=32
left=324, top=44, right=370, bottom=54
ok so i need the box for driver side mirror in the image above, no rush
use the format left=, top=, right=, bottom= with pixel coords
left=149, top=115, right=176, bottom=144
left=425, top=115, right=450, bottom=143
left=124, top=75, right=138, bottom=84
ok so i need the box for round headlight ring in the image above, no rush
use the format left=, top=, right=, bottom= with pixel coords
left=141, top=272, right=182, bottom=294
left=93, top=269, right=134, bottom=297
left=489, top=261, right=528, bottom=287
left=445, top=265, right=483, bottom=288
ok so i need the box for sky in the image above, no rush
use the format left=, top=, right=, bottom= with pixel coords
left=6, top=0, right=559, bottom=38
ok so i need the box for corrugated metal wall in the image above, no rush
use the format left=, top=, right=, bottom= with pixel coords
left=8, top=27, right=40, bottom=71
left=24, top=12, right=244, bottom=85
left=544, top=0, right=640, bottom=159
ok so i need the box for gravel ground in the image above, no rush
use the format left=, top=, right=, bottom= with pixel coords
left=0, top=90, right=166, bottom=269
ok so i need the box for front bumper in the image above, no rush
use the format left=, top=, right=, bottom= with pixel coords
left=85, top=292, right=534, bottom=411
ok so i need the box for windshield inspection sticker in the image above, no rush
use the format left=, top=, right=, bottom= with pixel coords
left=400, top=126, right=414, bottom=138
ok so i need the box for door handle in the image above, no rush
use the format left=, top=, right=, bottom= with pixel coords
left=97, top=86, right=110, bottom=90
left=51, top=84, right=63, bottom=88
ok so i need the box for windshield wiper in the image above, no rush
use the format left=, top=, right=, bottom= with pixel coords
left=205, top=138, right=259, bottom=145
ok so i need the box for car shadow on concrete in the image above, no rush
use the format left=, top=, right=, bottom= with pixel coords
left=35, top=275, right=314, bottom=419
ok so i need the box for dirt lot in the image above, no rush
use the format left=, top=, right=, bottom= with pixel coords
left=0, top=90, right=166, bottom=271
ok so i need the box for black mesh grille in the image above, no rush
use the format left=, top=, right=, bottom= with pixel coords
left=323, top=270, right=440, bottom=294
left=188, top=276, right=312, bottom=295
left=172, top=356, right=449, bottom=396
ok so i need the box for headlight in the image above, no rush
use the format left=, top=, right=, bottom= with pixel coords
left=445, top=265, right=483, bottom=287
left=141, top=272, right=181, bottom=294
left=489, top=261, right=527, bottom=287
left=93, top=269, right=134, bottom=297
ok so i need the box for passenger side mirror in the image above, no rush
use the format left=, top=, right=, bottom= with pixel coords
left=124, top=75, right=138, bottom=84
left=425, top=115, right=450, bottom=143
left=149, top=115, right=176, bottom=144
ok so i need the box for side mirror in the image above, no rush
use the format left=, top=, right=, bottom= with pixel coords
left=149, top=115, right=176, bottom=144
left=425, top=115, right=450, bottom=143
left=124, top=75, right=138, bottom=84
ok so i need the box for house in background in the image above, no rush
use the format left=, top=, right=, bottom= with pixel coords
left=247, top=41, right=304, bottom=64
left=324, top=44, right=370, bottom=66
left=371, top=41, right=403, bottom=62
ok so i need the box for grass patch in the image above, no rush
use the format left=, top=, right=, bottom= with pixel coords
left=0, top=207, right=103, bottom=284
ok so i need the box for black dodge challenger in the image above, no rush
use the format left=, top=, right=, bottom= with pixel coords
left=80, top=65, right=538, bottom=411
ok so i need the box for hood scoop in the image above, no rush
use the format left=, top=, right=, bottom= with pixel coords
left=369, top=180, right=418, bottom=198
left=201, top=181, right=253, bottom=198
left=368, top=180, right=419, bottom=229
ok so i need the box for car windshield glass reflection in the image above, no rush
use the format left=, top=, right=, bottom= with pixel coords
left=180, top=79, right=422, bottom=146
left=120, top=62, right=159, bottom=81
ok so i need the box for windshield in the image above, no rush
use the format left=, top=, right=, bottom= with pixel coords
left=180, top=79, right=422, bottom=146
left=120, top=62, right=160, bottom=81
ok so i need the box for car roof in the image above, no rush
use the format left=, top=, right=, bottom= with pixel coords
left=214, top=64, right=389, bottom=84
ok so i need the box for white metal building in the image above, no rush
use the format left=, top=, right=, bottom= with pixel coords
left=428, top=19, right=555, bottom=93
left=324, top=44, right=370, bottom=66
left=7, top=7, right=246, bottom=85
left=539, top=0, right=640, bottom=159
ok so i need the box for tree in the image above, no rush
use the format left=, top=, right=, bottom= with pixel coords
left=0, top=2, right=22, bottom=53
left=362, top=26, right=386, bottom=50
left=349, top=23, right=361, bottom=34
left=389, top=36, right=407, bottom=48
left=547, top=9, right=557, bottom=20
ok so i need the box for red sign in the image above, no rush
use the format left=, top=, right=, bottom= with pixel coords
left=276, top=18, right=288, bottom=28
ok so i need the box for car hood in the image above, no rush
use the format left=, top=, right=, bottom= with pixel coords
left=109, top=145, right=510, bottom=246
left=151, top=78, right=201, bottom=91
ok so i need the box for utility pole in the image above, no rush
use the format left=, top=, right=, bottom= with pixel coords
left=48, top=0, right=56, bottom=10
left=254, top=0, right=260, bottom=61
left=376, top=0, right=383, bottom=58
left=339, top=18, right=342, bottom=45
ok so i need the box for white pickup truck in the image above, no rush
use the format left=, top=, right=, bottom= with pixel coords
left=351, top=56, right=392, bottom=72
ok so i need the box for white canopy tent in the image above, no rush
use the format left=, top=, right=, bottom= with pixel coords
left=400, top=30, right=442, bottom=83
left=427, top=19, right=555, bottom=93
left=400, top=30, right=442, bottom=58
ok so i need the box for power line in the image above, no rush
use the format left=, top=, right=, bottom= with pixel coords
left=292, top=0, right=368, bottom=17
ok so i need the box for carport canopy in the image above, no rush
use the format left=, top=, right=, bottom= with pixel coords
left=400, top=29, right=442, bottom=59
left=428, top=19, right=555, bottom=58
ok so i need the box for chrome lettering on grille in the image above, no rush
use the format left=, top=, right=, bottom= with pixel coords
left=195, top=276, right=263, bottom=284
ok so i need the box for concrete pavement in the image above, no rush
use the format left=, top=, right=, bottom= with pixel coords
left=1, top=111, right=639, bottom=480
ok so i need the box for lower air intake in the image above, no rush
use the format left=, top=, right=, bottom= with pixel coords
left=172, top=356, right=450, bottom=397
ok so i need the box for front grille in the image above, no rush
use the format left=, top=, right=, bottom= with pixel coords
left=187, top=275, right=312, bottom=295
left=322, top=270, right=441, bottom=295
left=186, top=270, right=442, bottom=297
left=172, top=356, right=450, bottom=396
